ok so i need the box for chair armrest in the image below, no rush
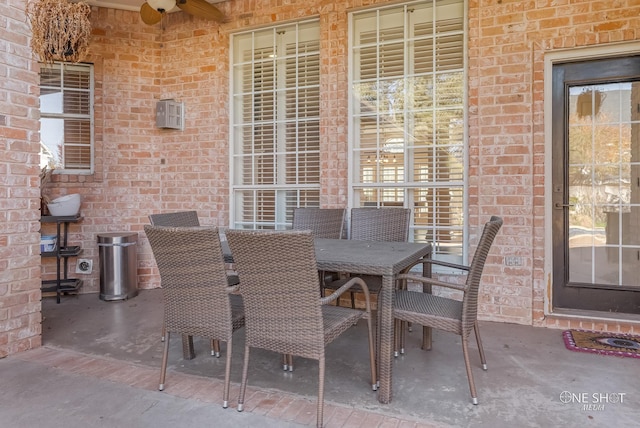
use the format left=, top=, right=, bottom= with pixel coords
left=400, top=257, right=469, bottom=277
left=396, top=273, right=466, bottom=292
left=419, top=259, right=470, bottom=272
left=320, top=277, right=372, bottom=312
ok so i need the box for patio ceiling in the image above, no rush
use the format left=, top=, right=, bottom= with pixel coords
left=82, top=0, right=224, bottom=13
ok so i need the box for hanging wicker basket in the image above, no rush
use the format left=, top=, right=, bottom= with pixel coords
left=26, top=0, right=92, bottom=63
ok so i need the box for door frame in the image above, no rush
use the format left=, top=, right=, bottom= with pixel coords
left=544, top=41, right=640, bottom=316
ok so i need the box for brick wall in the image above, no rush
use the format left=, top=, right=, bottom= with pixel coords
left=0, top=1, right=42, bottom=357
left=47, top=1, right=640, bottom=328
left=468, top=0, right=640, bottom=334
left=7, top=0, right=638, bottom=358
left=39, top=8, right=163, bottom=292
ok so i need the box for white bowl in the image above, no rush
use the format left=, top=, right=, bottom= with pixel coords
left=47, top=193, right=81, bottom=216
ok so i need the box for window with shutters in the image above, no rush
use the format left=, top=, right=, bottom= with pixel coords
left=350, top=0, right=466, bottom=263
left=39, top=62, right=94, bottom=173
left=230, top=21, right=320, bottom=229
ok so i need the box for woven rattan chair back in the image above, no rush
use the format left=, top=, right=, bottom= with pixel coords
left=148, top=210, right=223, bottom=356
left=292, top=207, right=345, bottom=239
left=148, top=210, right=200, bottom=227
left=349, top=207, right=410, bottom=242
left=293, top=208, right=345, bottom=317
left=144, top=225, right=244, bottom=408
left=227, top=230, right=325, bottom=356
left=145, top=226, right=234, bottom=336
left=461, top=215, right=503, bottom=333
left=226, top=229, right=377, bottom=428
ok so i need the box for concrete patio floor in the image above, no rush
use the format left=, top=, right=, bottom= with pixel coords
left=3, top=289, right=638, bottom=427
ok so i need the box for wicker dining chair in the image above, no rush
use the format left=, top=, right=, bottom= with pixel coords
left=148, top=210, right=200, bottom=228
left=291, top=207, right=345, bottom=239
left=144, top=225, right=245, bottom=408
left=322, top=207, right=411, bottom=308
left=393, top=216, right=503, bottom=405
left=225, top=229, right=377, bottom=428
left=278, top=207, right=347, bottom=372
left=149, top=211, right=239, bottom=358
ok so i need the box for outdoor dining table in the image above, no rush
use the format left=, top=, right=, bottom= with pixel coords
left=312, top=238, right=432, bottom=404
left=183, top=235, right=432, bottom=404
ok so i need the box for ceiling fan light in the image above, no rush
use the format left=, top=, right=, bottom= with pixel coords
left=147, top=0, right=176, bottom=12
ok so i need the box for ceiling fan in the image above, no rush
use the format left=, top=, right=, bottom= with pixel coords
left=140, top=0, right=224, bottom=25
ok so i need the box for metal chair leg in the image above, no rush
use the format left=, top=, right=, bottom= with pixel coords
left=394, top=319, right=400, bottom=357
left=474, top=321, right=488, bottom=370
left=317, top=356, right=325, bottom=428
left=237, top=345, right=251, bottom=412
left=212, top=339, right=221, bottom=357
left=461, top=338, right=479, bottom=405
left=159, top=331, right=170, bottom=391
left=281, top=353, right=294, bottom=371
left=222, top=338, right=232, bottom=408
left=394, top=319, right=408, bottom=356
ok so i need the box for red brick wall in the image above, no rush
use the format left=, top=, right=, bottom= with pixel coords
left=0, top=1, right=42, bottom=357
left=39, top=8, right=163, bottom=292
left=10, top=0, right=635, bottom=359
left=468, top=0, right=640, bottom=334
left=52, top=1, right=640, bottom=322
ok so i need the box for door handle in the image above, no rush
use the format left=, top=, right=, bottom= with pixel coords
left=554, top=202, right=575, bottom=209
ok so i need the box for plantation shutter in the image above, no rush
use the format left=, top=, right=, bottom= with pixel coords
left=232, top=21, right=320, bottom=229
left=351, top=0, right=466, bottom=262
left=39, top=63, right=93, bottom=172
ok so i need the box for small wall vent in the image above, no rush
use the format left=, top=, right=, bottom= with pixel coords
left=156, top=99, right=184, bottom=130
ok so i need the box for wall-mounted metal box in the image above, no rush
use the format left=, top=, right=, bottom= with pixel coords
left=156, top=99, right=184, bottom=130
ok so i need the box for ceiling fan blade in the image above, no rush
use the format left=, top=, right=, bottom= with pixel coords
left=140, top=2, right=163, bottom=25
left=176, top=0, right=225, bottom=22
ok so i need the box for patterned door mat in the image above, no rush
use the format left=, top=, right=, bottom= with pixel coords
left=563, top=329, right=640, bottom=359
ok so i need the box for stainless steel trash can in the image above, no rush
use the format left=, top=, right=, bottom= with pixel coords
left=97, top=232, right=138, bottom=301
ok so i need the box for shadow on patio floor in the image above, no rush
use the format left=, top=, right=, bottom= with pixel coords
left=8, top=289, right=639, bottom=427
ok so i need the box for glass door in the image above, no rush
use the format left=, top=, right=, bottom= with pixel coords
left=552, top=56, right=640, bottom=314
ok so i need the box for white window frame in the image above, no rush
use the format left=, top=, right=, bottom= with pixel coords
left=39, top=62, right=94, bottom=174
left=229, top=20, right=321, bottom=230
left=348, top=0, right=469, bottom=265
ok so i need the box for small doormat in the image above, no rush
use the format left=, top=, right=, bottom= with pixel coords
left=563, top=329, right=640, bottom=359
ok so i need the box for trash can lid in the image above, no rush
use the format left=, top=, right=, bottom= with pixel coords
left=97, top=232, right=138, bottom=244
